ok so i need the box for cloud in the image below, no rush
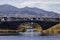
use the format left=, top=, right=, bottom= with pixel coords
left=17, top=0, right=60, bottom=7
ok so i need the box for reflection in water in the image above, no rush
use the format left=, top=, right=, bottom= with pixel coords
left=0, top=28, right=60, bottom=40
left=0, top=34, right=60, bottom=40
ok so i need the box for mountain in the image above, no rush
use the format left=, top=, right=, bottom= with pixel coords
left=19, top=7, right=59, bottom=17
left=0, top=4, right=60, bottom=17
left=0, top=4, right=19, bottom=11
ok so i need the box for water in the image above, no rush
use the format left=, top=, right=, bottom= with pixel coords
left=0, top=29, right=60, bottom=40
left=0, top=34, right=60, bottom=40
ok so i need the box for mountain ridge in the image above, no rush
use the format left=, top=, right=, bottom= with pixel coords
left=0, top=4, right=60, bottom=17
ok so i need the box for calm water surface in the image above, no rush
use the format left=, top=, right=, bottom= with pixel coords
left=0, top=32, right=60, bottom=40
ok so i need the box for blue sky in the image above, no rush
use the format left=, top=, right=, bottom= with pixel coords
left=0, top=0, right=60, bottom=13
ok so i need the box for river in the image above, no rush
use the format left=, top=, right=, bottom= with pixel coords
left=0, top=28, right=60, bottom=40
left=0, top=32, right=60, bottom=40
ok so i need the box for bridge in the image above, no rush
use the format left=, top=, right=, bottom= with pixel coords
left=0, top=17, right=60, bottom=35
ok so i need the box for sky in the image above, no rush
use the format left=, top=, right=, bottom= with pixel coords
left=0, top=0, right=60, bottom=14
